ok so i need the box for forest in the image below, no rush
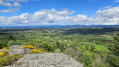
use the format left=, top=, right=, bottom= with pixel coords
left=0, top=27, right=119, bottom=67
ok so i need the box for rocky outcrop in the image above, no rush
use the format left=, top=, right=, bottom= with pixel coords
left=0, top=49, right=7, bottom=52
left=5, top=53, right=83, bottom=67
left=8, top=45, right=31, bottom=55
left=3, top=45, right=83, bottom=67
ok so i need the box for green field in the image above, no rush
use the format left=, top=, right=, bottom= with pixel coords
left=0, top=27, right=119, bottom=67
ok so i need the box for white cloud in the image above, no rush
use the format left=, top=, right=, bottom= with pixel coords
left=0, top=6, right=119, bottom=25
left=0, top=0, right=27, bottom=7
left=115, top=0, right=119, bottom=2
left=0, top=0, right=12, bottom=6
left=57, top=10, right=75, bottom=16
left=0, top=8, right=19, bottom=14
left=32, top=9, right=75, bottom=23
left=95, top=6, right=119, bottom=25
left=31, top=0, right=40, bottom=1
left=0, top=9, right=79, bottom=25
left=0, top=0, right=41, bottom=13
left=13, top=2, right=21, bottom=7
left=0, top=0, right=28, bottom=13
left=104, top=6, right=112, bottom=9
left=0, top=10, right=13, bottom=13
left=96, top=6, right=119, bottom=17
left=15, top=0, right=28, bottom=2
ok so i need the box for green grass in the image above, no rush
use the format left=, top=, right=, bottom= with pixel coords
left=95, top=45, right=109, bottom=51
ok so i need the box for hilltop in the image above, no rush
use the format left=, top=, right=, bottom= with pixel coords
left=0, top=45, right=83, bottom=67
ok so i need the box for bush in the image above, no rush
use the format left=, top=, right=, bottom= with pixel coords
left=63, top=48, right=82, bottom=63
left=31, top=48, right=51, bottom=53
left=92, top=56, right=112, bottom=67
left=7, top=40, right=21, bottom=46
left=108, top=54, right=119, bottom=67
left=42, top=43, right=54, bottom=51
left=0, top=52, right=5, bottom=57
left=22, top=45, right=34, bottom=49
left=82, top=51, right=96, bottom=67
left=55, top=41, right=67, bottom=51
left=0, top=43, right=7, bottom=49
left=0, top=47, right=7, bottom=50
left=0, top=50, right=9, bottom=57
left=31, top=49, right=43, bottom=53
left=7, top=34, right=15, bottom=41
left=0, top=54, right=22, bottom=67
left=53, top=48, right=62, bottom=53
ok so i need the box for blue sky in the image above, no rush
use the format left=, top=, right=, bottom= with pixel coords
left=0, top=0, right=119, bottom=26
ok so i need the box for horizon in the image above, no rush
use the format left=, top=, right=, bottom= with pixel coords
left=0, top=0, right=119, bottom=26
left=1, top=25, right=119, bottom=28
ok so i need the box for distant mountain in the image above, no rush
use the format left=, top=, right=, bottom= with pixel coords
left=0, top=25, right=119, bottom=28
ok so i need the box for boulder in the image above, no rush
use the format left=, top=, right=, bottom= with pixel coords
left=0, top=49, right=7, bottom=52
left=5, top=53, right=83, bottom=67
left=9, top=45, right=31, bottom=55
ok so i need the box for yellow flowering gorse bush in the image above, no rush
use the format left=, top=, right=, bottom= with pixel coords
left=31, top=48, right=52, bottom=53
left=22, top=45, right=34, bottom=49
left=5, top=50, right=9, bottom=53
left=0, top=50, right=9, bottom=57
left=0, top=52, right=5, bottom=56
left=0, top=47, right=7, bottom=50
left=31, top=49, right=43, bottom=53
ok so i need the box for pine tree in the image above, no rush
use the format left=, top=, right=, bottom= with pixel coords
left=7, top=33, right=15, bottom=41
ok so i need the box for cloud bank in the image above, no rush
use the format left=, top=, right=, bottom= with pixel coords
left=0, top=6, right=119, bottom=25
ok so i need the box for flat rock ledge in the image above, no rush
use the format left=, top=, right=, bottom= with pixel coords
left=9, top=45, right=31, bottom=55
left=4, top=53, right=83, bottom=67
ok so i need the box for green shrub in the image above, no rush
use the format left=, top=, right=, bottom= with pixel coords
left=82, top=51, right=96, bottom=67
left=63, top=48, right=82, bottom=63
left=108, top=54, right=119, bottom=67
left=7, top=40, right=21, bottom=46
left=0, top=54, right=23, bottom=67
left=55, top=41, right=67, bottom=51
left=92, top=56, right=112, bottom=67
left=7, top=34, right=15, bottom=41
left=53, top=48, right=62, bottom=53
left=37, top=41, right=54, bottom=52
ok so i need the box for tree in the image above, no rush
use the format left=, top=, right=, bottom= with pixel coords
left=55, top=41, right=66, bottom=51
left=7, top=33, right=15, bottom=41
left=113, top=33, right=119, bottom=42
left=56, top=41, right=60, bottom=48
left=108, top=33, right=119, bottom=67
left=112, top=33, right=119, bottom=53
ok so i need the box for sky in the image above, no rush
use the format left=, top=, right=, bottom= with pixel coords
left=0, top=0, right=119, bottom=26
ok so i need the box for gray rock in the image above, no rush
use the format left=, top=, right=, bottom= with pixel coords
left=0, top=49, right=7, bottom=52
left=4, top=65, right=25, bottom=67
left=5, top=53, right=83, bottom=67
left=9, top=45, right=31, bottom=55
